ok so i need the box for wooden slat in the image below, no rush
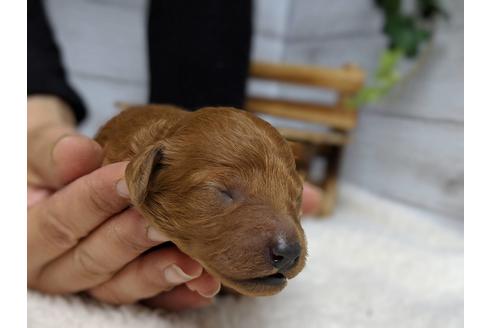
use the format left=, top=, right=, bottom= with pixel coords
left=278, top=127, right=349, bottom=145
left=245, top=97, right=358, bottom=130
left=250, top=61, right=365, bottom=93
left=320, top=147, right=342, bottom=216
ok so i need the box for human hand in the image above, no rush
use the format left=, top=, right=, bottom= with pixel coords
left=301, top=182, right=322, bottom=215
left=27, top=96, right=221, bottom=311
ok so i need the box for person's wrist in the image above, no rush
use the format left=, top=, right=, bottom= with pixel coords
left=28, top=95, right=76, bottom=133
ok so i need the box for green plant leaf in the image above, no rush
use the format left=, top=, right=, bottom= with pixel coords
left=418, top=0, right=448, bottom=19
left=349, top=1, right=448, bottom=107
left=347, top=49, right=402, bottom=107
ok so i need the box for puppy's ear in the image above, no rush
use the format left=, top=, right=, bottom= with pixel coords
left=126, top=144, right=165, bottom=205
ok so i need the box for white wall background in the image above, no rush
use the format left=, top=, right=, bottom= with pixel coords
left=44, top=0, right=463, bottom=220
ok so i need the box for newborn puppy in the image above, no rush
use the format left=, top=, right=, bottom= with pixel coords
left=95, top=105, right=307, bottom=296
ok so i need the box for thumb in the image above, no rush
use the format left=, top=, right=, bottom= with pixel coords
left=27, top=125, right=103, bottom=189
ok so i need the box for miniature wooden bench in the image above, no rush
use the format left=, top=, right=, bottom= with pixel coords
left=246, top=61, right=365, bottom=216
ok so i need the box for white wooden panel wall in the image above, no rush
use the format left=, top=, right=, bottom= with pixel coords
left=43, top=0, right=463, bottom=219
left=278, top=0, right=463, bottom=218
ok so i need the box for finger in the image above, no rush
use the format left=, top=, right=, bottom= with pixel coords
left=301, top=182, right=322, bottom=215
left=28, top=127, right=103, bottom=188
left=88, top=247, right=203, bottom=304
left=143, top=285, right=214, bottom=312
left=185, top=271, right=221, bottom=298
left=36, top=208, right=171, bottom=293
left=52, top=134, right=104, bottom=186
left=28, top=162, right=130, bottom=279
left=27, top=186, right=52, bottom=208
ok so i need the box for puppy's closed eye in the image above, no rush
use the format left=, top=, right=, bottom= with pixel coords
left=205, top=183, right=236, bottom=205
left=218, top=188, right=234, bottom=203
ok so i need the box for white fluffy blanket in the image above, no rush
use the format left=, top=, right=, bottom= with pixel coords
left=28, top=184, right=463, bottom=328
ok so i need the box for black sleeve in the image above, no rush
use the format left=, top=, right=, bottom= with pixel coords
left=147, top=0, right=252, bottom=110
left=28, top=0, right=87, bottom=123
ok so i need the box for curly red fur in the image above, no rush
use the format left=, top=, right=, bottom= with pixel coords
left=95, top=105, right=307, bottom=296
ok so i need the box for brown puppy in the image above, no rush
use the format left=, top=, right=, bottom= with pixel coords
left=95, top=105, right=307, bottom=296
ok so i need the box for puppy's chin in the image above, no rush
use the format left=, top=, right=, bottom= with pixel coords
left=205, top=258, right=306, bottom=297
left=221, top=273, right=288, bottom=296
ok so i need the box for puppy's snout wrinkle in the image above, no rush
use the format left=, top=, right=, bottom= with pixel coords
left=269, top=238, right=301, bottom=273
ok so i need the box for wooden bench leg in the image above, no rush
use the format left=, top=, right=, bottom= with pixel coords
left=289, top=141, right=318, bottom=182
left=320, top=146, right=342, bottom=216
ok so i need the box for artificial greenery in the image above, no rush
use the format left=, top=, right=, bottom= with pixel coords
left=350, top=0, right=447, bottom=107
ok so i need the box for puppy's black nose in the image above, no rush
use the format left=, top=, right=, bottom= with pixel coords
left=269, top=240, right=301, bottom=273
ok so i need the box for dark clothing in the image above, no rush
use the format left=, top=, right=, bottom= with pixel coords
left=27, top=0, right=87, bottom=122
left=148, top=0, right=252, bottom=110
left=28, top=0, right=252, bottom=124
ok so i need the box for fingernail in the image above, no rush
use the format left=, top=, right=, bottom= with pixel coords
left=164, top=264, right=196, bottom=284
left=116, top=179, right=129, bottom=198
left=197, top=284, right=221, bottom=298
left=147, top=226, right=170, bottom=242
